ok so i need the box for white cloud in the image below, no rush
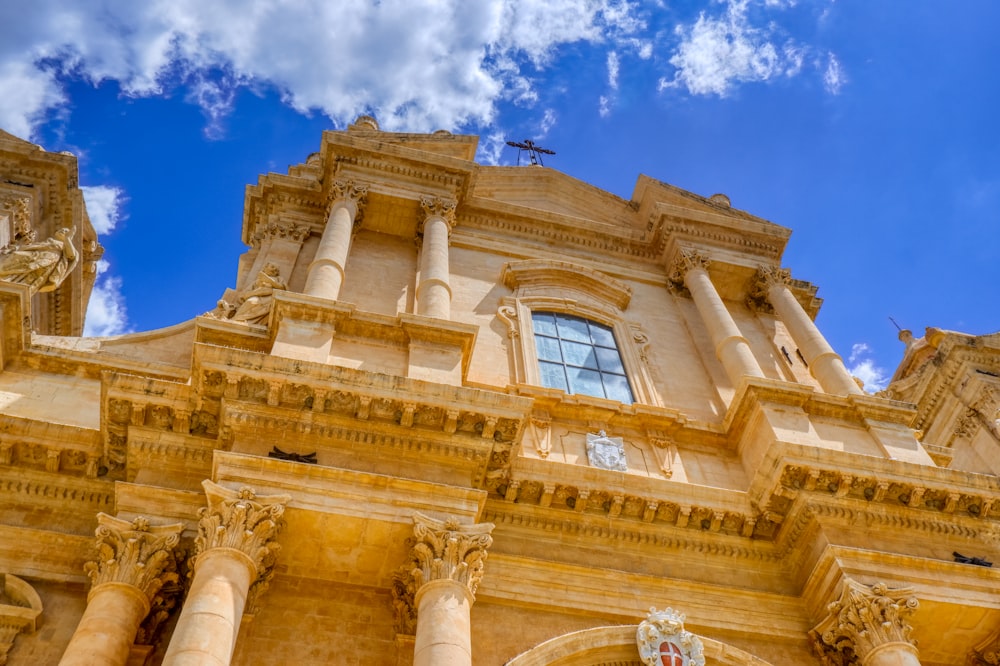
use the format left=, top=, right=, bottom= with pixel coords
left=0, top=0, right=646, bottom=140
left=607, top=51, right=620, bottom=89
left=661, top=0, right=814, bottom=96
left=847, top=342, right=889, bottom=392
left=599, top=95, right=612, bottom=118
left=84, top=260, right=131, bottom=337
left=477, top=129, right=508, bottom=166
left=80, top=185, right=126, bottom=235
left=539, top=108, right=557, bottom=137
left=824, top=52, right=845, bottom=94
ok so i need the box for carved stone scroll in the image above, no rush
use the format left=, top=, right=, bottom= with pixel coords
left=813, top=580, right=919, bottom=664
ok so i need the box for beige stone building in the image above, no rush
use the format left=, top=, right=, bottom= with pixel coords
left=1, top=119, right=999, bottom=666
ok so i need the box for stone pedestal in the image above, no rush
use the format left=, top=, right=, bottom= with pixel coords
left=60, top=515, right=182, bottom=666
left=162, top=481, right=289, bottom=666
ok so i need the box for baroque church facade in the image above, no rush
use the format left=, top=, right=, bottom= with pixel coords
left=1, top=119, right=999, bottom=665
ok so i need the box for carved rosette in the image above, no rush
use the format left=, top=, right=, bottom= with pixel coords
left=418, top=196, right=457, bottom=233
left=636, top=607, right=705, bottom=666
left=813, top=580, right=919, bottom=664
left=83, top=514, right=183, bottom=602
left=194, top=480, right=291, bottom=578
left=666, top=249, right=710, bottom=295
left=747, top=264, right=792, bottom=313
left=407, top=513, right=494, bottom=599
left=327, top=179, right=369, bottom=226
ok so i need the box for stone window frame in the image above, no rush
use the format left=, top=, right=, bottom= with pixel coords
left=497, top=259, right=658, bottom=406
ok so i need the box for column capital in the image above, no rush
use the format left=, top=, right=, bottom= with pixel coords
left=195, top=480, right=291, bottom=577
left=747, top=264, right=792, bottom=312
left=419, top=196, right=457, bottom=232
left=667, top=249, right=710, bottom=295
left=408, top=513, right=493, bottom=599
left=83, top=513, right=183, bottom=602
left=327, top=178, right=369, bottom=224
left=812, top=579, right=919, bottom=664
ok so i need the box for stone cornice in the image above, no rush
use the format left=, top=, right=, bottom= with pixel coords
left=0, top=466, right=113, bottom=511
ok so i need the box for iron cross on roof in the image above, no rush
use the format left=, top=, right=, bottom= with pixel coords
left=505, top=139, right=555, bottom=166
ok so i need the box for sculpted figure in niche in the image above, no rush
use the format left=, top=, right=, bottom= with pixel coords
left=0, top=226, right=78, bottom=294
left=216, top=263, right=286, bottom=324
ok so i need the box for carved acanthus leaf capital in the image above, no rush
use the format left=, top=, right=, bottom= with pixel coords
left=195, top=480, right=291, bottom=577
left=667, top=249, right=710, bottom=296
left=327, top=179, right=369, bottom=225
left=747, top=264, right=792, bottom=313
left=419, top=196, right=457, bottom=232
left=83, top=513, right=183, bottom=602
left=813, top=580, right=919, bottom=663
left=408, top=513, right=494, bottom=598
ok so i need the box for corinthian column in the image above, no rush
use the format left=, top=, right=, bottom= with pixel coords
left=303, top=179, right=368, bottom=300
left=416, top=196, right=457, bottom=319
left=60, top=515, right=182, bottom=666
left=405, top=513, right=493, bottom=666
left=754, top=265, right=863, bottom=396
left=162, top=481, right=290, bottom=666
left=813, top=580, right=921, bottom=666
left=670, top=250, right=764, bottom=386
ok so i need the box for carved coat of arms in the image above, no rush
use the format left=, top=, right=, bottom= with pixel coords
left=586, top=430, right=627, bottom=472
left=637, top=607, right=705, bottom=666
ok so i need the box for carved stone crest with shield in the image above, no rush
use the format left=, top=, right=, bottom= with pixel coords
left=586, top=430, right=627, bottom=471
left=637, top=607, right=705, bottom=666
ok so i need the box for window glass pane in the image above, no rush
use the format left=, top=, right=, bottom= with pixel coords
left=588, top=323, right=617, bottom=348
left=602, top=373, right=633, bottom=404
left=532, top=312, right=557, bottom=337
left=539, top=361, right=568, bottom=392
left=561, top=340, right=599, bottom=369
left=536, top=336, right=563, bottom=362
left=555, top=314, right=590, bottom=343
left=567, top=367, right=604, bottom=397
left=595, top=346, right=625, bottom=373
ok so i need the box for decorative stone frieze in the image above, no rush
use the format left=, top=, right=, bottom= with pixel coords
left=194, top=481, right=290, bottom=575
left=813, top=580, right=919, bottom=664
left=84, top=514, right=183, bottom=601
left=636, top=607, right=705, bottom=666
left=408, top=513, right=494, bottom=598
left=250, top=219, right=310, bottom=246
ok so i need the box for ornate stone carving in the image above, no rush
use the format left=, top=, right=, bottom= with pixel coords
left=327, top=179, right=369, bottom=226
left=213, top=263, right=286, bottom=325
left=586, top=430, right=628, bottom=472
left=391, top=567, right=418, bottom=635
left=251, top=219, right=310, bottom=246
left=968, top=632, right=1000, bottom=665
left=195, top=480, right=291, bottom=576
left=636, top=607, right=705, bottom=666
left=0, top=194, right=33, bottom=248
left=747, top=264, right=792, bottom=313
left=83, top=514, right=183, bottom=601
left=667, top=249, right=710, bottom=296
left=419, top=195, right=457, bottom=231
left=407, top=513, right=494, bottom=598
left=813, top=580, right=919, bottom=664
left=0, top=225, right=78, bottom=294
left=0, top=574, right=42, bottom=666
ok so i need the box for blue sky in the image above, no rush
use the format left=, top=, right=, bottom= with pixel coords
left=2, top=0, right=998, bottom=392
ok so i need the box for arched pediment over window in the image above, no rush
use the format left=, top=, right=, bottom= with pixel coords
left=504, top=624, right=774, bottom=666
left=501, top=259, right=632, bottom=312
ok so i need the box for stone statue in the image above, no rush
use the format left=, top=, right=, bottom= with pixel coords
left=0, top=226, right=78, bottom=294
left=216, top=263, right=286, bottom=325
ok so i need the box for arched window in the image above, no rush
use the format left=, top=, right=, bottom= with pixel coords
left=532, top=311, right=633, bottom=404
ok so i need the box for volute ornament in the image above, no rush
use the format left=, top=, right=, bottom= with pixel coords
left=636, top=607, right=705, bottom=666
left=813, top=580, right=919, bottom=663
left=84, top=514, right=183, bottom=602
left=408, top=513, right=494, bottom=598
left=195, top=480, right=291, bottom=576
